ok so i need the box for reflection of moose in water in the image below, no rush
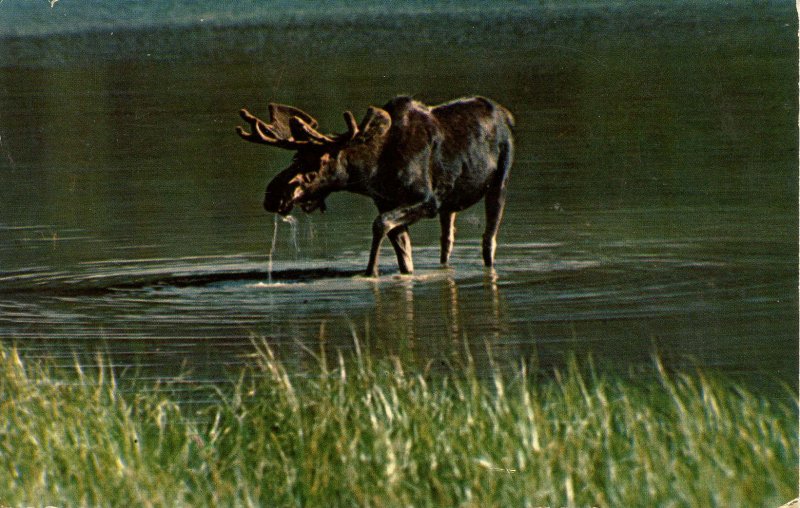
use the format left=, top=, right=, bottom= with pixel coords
left=237, top=96, right=515, bottom=276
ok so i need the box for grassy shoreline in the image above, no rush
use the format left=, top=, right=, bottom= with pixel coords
left=1, top=342, right=797, bottom=506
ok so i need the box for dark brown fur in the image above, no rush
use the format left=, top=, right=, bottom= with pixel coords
left=239, top=96, right=514, bottom=276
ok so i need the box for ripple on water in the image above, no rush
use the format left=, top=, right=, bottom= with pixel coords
left=0, top=235, right=795, bottom=389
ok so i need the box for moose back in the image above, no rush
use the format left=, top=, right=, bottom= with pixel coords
left=236, top=96, right=515, bottom=276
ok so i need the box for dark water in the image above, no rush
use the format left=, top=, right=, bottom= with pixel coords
left=0, top=3, right=797, bottom=389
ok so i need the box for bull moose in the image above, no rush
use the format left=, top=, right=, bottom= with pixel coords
left=236, top=96, right=514, bottom=276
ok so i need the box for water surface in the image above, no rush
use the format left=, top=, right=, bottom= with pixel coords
left=0, top=2, right=796, bottom=389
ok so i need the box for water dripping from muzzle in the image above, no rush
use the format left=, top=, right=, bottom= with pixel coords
left=267, top=214, right=300, bottom=284
left=286, top=215, right=299, bottom=256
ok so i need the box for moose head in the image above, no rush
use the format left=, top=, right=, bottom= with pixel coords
left=236, top=103, right=391, bottom=216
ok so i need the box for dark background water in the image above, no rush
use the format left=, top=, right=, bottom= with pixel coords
left=0, top=1, right=797, bottom=390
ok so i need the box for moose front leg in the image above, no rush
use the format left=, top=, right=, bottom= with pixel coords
left=366, top=231, right=384, bottom=277
left=365, top=199, right=438, bottom=276
left=388, top=226, right=414, bottom=274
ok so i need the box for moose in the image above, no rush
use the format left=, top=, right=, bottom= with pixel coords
left=236, top=96, right=514, bottom=276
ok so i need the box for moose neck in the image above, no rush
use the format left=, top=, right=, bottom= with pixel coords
left=339, top=141, right=385, bottom=196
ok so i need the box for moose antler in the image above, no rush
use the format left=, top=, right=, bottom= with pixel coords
left=237, top=103, right=360, bottom=149
left=342, top=111, right=359, bottom=141
left=237, top=103, right=334, bottom=149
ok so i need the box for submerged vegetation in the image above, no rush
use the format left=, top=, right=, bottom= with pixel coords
left=0, top=342, right=796, bottom=507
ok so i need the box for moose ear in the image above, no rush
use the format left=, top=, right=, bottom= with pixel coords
left=357, top=107, right=392, bottom=140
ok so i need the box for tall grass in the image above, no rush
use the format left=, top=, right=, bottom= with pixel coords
left=0, top=341, right=796, bottom=507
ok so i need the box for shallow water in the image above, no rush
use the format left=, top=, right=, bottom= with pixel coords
left=0, top=3, right=797, bottom=389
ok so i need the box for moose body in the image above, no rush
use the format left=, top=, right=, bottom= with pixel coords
left=237, top=96, right=514, bottom=276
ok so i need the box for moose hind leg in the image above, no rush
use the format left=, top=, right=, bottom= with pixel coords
left=482, top=182, right=507, bottom=267
left=388, top=226, right=414, bottom=274
left=439, top=211, right=456, bottom=265
left=483, top=137, right=513, bottom=267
